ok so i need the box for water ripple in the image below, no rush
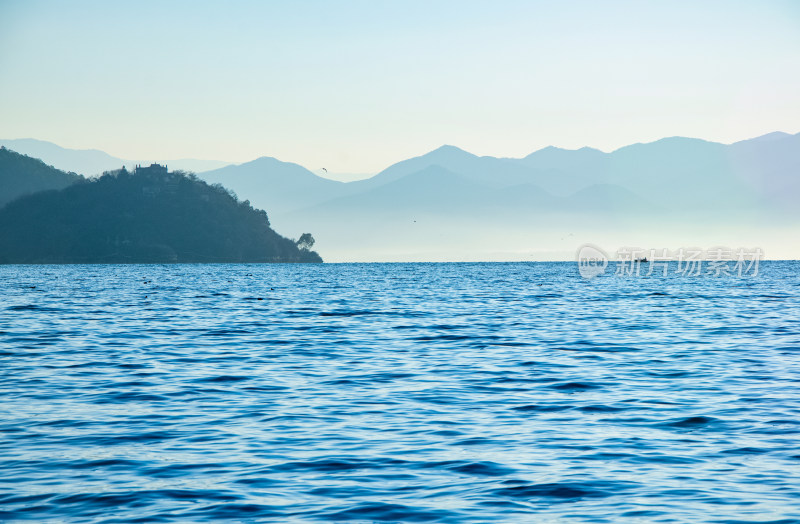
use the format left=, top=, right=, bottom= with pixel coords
left=1, top=262, right=799, bottom=522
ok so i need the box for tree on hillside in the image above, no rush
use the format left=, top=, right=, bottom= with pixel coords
left=0, top=166, right=322, bottom=263
left=297, top=233, right=315, bottom=250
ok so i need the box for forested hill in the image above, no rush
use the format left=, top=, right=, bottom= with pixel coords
left=0, top=146, right=83, bottom=207
left=0, top=165, right=322, bottom=263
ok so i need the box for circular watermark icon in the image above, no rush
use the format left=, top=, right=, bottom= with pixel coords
left=576, top=244, right=608, bottom=279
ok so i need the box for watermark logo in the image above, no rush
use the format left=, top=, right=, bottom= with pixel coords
left=577, top=243, right=609, bottom=279
left=576, top=245, right=764, bottom=279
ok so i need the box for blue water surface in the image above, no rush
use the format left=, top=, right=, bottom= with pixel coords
left=1, top=262, right=799, bottom=523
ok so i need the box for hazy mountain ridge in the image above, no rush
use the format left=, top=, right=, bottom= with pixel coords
left=0, top=139, right=230, bottom=177
left=198, top=157, right=347, bottom=216
left=194, top=132, right=798, bottom=220
left=3, top=132, right=797, bottom=261
left=268, top=131, right=798, bottom=260
left=7, top=132, right=796, bottom=215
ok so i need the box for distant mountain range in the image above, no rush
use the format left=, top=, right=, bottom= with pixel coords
left=191, top=132, right=800, bottom=260
left=195, top=132, right=800, bottom=213
left=2, top=132, right=798, bottom=261
left=0, top=139, right=230, bottom=177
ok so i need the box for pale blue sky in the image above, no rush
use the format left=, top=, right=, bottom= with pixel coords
left=1, top=0, right=798, bottom=172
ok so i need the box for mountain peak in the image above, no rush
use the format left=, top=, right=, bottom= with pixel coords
left=611, top=136, right=723, bottom=154
left=248, top=156, right=295, bottom=167
left=426, top=144, right=475, bottom=157
left=736, top=131, right=793, bottom=144
left=523, top=144, right=606, bottom=162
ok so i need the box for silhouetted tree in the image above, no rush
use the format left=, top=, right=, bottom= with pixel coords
left=297, top=233, right=315, bottom=250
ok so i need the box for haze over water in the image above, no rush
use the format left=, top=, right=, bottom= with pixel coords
left=2, top=262, right=799, bottom=522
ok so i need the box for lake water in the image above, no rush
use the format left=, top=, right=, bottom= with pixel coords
left=1, top=262, right=799, bottom=522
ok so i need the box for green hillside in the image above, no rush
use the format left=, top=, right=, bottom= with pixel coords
left=0, top=164, right=322, bottom=263
left=0, top=146, right=83, bottom=207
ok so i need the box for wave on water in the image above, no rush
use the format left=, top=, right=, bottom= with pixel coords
left=1, top=262, right=799, bottom=522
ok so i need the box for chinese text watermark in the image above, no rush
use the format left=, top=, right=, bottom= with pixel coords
left=576, top=244, right=763, bottom=279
